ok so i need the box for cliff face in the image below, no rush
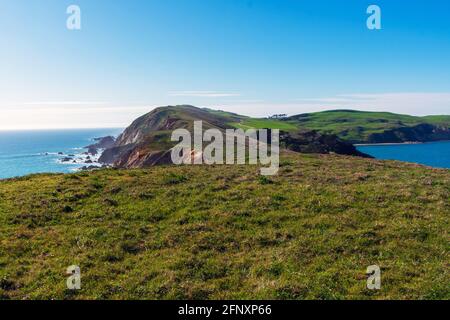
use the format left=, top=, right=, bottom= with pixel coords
left=367, top=124, right=450, bottom=144
left=99, top=105, right=241, bottom=166
left=98, top=131, right=176, bottom=167
left=99, top=106, right=370, bottom=168
left=113, top=149, right=173, bottom=168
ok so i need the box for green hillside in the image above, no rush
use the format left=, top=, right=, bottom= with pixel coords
left=230, top=110, right=450, bottom=143
left=1, top=152, right=449, bottom=300
left=231, top=118, right=298, bottom=131
left=422, top=115, right=450, bottom=125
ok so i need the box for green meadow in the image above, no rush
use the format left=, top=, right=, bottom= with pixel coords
left=0, top=152, right=448, bottom=299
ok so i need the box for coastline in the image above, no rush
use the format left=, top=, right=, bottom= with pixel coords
left=355, top=140, right=450, bottom=169
left=354, top=141, right=423, bottom=146
left=0, top=129, right=122, bottom=180
left=354, top=140, right=450, bottom=146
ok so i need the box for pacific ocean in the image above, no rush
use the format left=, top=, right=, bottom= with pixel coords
left=0, top=129, right=123, bottom=179
left=357, top=140, right=450, bottom=169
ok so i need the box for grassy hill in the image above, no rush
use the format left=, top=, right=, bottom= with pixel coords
left=0, top=151, right=449, bottom=300
left=231, top=110, right=450, bottom=143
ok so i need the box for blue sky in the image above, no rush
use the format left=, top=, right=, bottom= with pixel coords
left=1, top=0, right=450, bottom=129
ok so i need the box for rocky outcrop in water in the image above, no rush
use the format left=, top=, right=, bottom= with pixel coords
left=85, top=136, right=116, bottom=155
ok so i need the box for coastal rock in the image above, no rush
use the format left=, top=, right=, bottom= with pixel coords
left=87, top=147, right=98, bottom=155
left=98, top=144, right=135, bottom=164
left=85, top=136, right=116, bottom=155
left=80, top=165, right=100, bottom=171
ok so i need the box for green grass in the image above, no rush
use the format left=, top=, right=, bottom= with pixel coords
left=422, top=115, right=450, bottom=125
left=230, top=118, right=298, bottom=130
left=0, top=152, right=449, bottom=300
left=201, top=108, right=248, bottom=121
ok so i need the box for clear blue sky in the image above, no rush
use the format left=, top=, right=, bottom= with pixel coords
left=1, top=0, right=450, bottom=128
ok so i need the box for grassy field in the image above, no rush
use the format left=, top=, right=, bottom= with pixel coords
left=0, top=152, right=449, bottom=300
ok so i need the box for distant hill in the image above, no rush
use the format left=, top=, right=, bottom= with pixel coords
left=99, top=105, right=369, bottom=168
left=231, top=110, right=450, bottom=143
left=281, top=110, right=450, bottom=143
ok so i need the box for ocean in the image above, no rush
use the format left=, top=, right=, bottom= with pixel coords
left=357, top=140, right=450, bottom=169
left=0, top=129, right=123, bottom=179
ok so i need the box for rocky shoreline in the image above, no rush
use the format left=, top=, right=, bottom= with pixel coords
left=46, top=136, right=116, bottom=172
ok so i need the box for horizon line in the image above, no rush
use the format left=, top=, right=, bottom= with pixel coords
left=0, top=126, right=125, bottom=132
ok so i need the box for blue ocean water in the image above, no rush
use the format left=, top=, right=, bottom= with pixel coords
left=0, top=129, right=123, bottom=179
left=357, top=140, right=450, bottom=169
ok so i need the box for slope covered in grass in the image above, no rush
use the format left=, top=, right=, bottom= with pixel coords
left=231, top=118, right=298, bottom=130
left=284, top=110, right=450, bottom=143
left=0, top=152, right=449, bottom=300
left=226, top=109, right=450, bottom=143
